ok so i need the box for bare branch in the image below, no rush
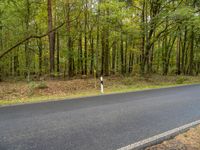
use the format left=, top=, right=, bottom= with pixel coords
left=0, top=8, right=83, bottom=60
left=0, top=22, right=65, bottom=60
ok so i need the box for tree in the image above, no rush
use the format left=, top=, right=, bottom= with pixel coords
left=47, top=0, right=55, bottom=76
left=0, top=0, right=200, bottom=80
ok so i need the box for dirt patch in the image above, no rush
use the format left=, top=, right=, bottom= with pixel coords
left=146, top=125, right=200, bottom=150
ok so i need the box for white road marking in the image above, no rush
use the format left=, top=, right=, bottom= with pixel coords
left=117, top=120, right=200, bottom=150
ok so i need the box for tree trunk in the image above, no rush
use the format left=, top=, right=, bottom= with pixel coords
left=125, top=36, right=128, bottom=74
left=90, top=32, right=94, bottom=75
left=101, top=30, right=105, bottom=75
left=14, top=54, right=19, bottom=76
left=38, top=38, right=43, bottom=76
left=176, top=34, right=181, bottom=75
left=189, top=27, right=194, bottom=75
left=112, top=41, right=116, bottom=74
left=79, top=32, right=83, bottom=75
left=120, top=34, right=124, bottom=74
left=96, top=2, right=100, bottom=77
left=25, top=0, right=30, bottom=81
left=47, top=0, right=55, bottom=76
left=0, top=13, right=3, bottom=80
left=56, top=31, right=60, bottom=73
left=140, top=0, right=145, bottom=74
left=104, top=31, right=109, bottom=76
left=181, top=27, right=187, bottom=74
left=84, top=0, right=88, bottom=75
left=66, top=2, right=73, bottom=77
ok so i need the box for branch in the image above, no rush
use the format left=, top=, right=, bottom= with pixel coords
left=0, top=22, right=65, bottom=60
left=0, top=7, right=83, bottom=60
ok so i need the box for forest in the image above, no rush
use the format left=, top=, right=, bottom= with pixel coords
left=0, top=0, right=200, bottom=81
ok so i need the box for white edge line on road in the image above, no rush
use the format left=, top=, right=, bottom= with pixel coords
left=117, top=120, right=200, bottom=150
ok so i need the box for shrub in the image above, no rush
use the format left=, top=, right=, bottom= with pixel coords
left=28, top=81, right=48, bottom=96
left=176, top=76, right=187, bottom=84
left=122, top=77, right=134, bottom=86
left=37, top=81, right=48, bottom=89
left=28, top=82, right=37, bottom=96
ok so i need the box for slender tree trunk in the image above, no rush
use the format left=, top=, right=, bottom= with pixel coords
left=140, top=0, right=145, bottom=74
left=101, top=30, right=105, bottom=75
left=96, top=24, right=99, bottom=77
left=104, top=8, right=110, bottom=76
left=14, top=54, right=19, bottom=76
left=38, top=38, right=42, bottom=76
left=120, top=33, right=124, bottom=74
left=189, top=27, right=194, bottom=75
left=47, top=0, right=55, bottom=76
left=125, top=36, right=128, bottom=74
left=104, top=32, right=109, bottom=76
left=56, top=31, right=60, bottom=73
left=90, top=32, right=94, bottom=75
left=96, top=1, right=100, bottom=77
left=176, top=33, right=181, bottom=75
left=84, top=0, right=88, bottom=75
left=182, top=26, right=187, bottom=74
left=112, top=41, right=116, bottom=74
left=0, top=13, right=3, bottom=80
left=79, top=32, right=83, bottom=75
left=66, top=2, right=73, bottom=77
left=24, top=0, right=31, bottom=81
left=149, top=32, right=155, bottom=73
left=10, top=57, right=13, bottom=76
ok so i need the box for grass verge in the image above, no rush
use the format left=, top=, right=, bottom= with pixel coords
left=0, top=75, right=200, bottom=106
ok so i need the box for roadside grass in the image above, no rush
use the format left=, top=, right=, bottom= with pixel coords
left=0, top=75, right=200, bottom=106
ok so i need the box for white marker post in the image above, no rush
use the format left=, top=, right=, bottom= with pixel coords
left=100, top=76, right=104, bottom=94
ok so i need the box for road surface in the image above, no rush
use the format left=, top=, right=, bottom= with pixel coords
left=1, top=85, right=200, bottom=150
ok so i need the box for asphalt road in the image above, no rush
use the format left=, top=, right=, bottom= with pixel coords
left=1, top=85, right=200, bottom=150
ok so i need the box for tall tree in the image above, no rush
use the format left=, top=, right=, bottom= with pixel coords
left=47, top=0, right=55, bottom=76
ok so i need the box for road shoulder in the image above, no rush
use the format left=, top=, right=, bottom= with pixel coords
left=146, top=124, right=200, bottom=150
left=118, top=120, right=200, bottom=150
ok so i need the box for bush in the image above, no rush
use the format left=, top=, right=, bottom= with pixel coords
left=122, top=77, right=134, bottom=86
left=28, top=81, right=48, bottom=96
left=176, top=76, right=187, bottom=84
left=28, top=82, right=37, bottom=96
left=37, top=81, right=48, bottom=89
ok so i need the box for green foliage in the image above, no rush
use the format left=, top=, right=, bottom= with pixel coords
left=37, top=81, right=48, bottom=89
left=176, top=76, right=188, bottom=84
left=0, top=0, right=200, bottom=79
left=28, top=81, right=48, bottom=96
left=28, top=82, right=37, bottom=96
left=122, top=77, right=134, bottom=86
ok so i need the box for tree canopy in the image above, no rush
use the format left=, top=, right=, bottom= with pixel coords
left=0, top=0, right=200, bottom=80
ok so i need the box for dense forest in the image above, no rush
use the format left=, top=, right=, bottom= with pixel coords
left=0, top=0, right=200, bottom=81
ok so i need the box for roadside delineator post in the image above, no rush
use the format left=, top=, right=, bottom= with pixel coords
left=100, top=76, right=104, bottom=94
